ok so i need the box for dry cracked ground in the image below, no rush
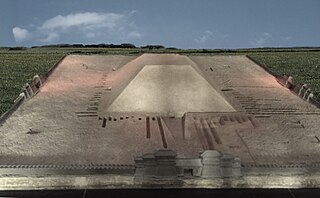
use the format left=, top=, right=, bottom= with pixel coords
left=0, top=54, right=319, bottom=166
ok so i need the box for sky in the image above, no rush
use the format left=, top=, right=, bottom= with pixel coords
left=1, top=0, right=320, bottom=49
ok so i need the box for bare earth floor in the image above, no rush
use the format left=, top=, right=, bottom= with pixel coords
left=0, top=54, right=319, bottom=167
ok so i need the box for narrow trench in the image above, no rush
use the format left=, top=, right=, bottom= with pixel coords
left=157, top=117, right=167, bottom=148
left=146, top=116, right=150, bottom=138
left=102, top=118, right=107, bottom=128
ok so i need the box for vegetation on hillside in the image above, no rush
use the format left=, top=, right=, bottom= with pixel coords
left=0, top=51, right=65, bottom=115
left=248, top=52, right=320, bottom=102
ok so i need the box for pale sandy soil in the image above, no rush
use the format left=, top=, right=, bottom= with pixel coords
left=0, top=54, right=319, bottom=166
left=190, top=55, right=320, bottom=165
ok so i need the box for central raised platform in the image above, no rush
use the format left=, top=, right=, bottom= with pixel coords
left=107, top=64, right=235, bottom=117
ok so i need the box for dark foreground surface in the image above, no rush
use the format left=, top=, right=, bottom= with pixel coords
left=0, top=189, right=319, bottom=198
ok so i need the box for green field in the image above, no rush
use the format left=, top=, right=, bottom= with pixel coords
left=248, top=52, right=320, bottom=102
left=0, top=48, right=319, bottom=116
left=0, top=51, right=65, bottom=115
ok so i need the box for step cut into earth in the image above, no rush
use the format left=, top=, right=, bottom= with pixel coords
left=107, top=64, right=235, bottom=117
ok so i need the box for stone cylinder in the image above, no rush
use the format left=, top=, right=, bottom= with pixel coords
left=142, top=154, right=157, bottom=177
left=201, top=150, right=221, bottom=178
left=220, top=155, right=234, bottom=178
left=154, top=150, right=178, bottom=177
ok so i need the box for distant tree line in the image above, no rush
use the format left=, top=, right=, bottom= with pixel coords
left=4, top=44, right=320, bottom=52
left=30, top=43, right=167, bottom=50
left=8, top=46, right=27, bottom=51
left=31, top=43, right=137, bottom=49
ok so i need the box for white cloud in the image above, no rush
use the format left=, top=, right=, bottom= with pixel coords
left=38, top=12, right=143, bottom=43
left=195, top=30, right=214, bottom=44
left=127, top=31, right=142, bottom=39
left=86, top=32, right=96, bottom=38
left=13, top=11, right=142, bottom=44
left=253, top=32, right=272, bottom=46
left=40, top=12, right=125, bottom=31
left=12, top=27, right=31, bottom=42
left=40, top=32, right=59, bottom=42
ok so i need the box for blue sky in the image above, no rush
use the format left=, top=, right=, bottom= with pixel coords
left=1, top=0, right=320, bottom=49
